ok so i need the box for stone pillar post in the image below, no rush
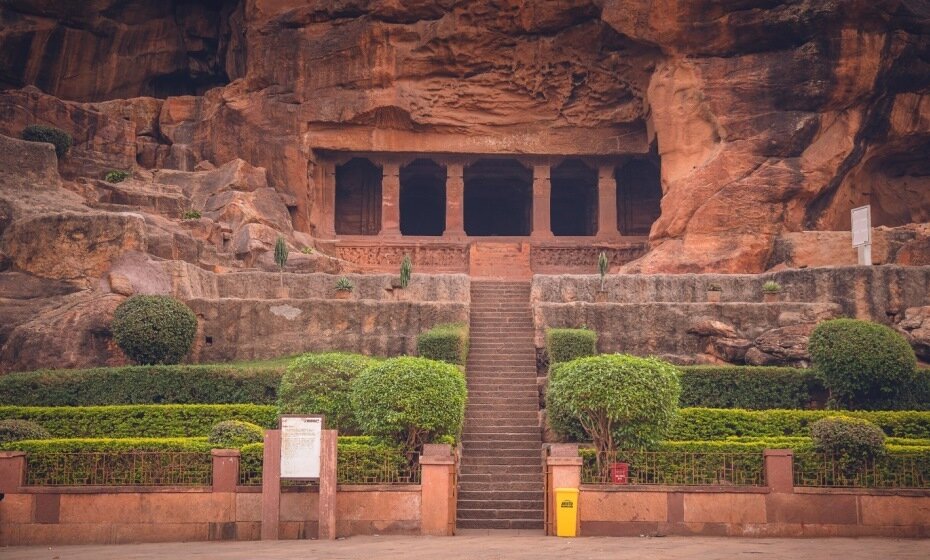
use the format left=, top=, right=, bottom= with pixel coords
left=318, top=429, right=338, bottom=540
left=532, top=164, right=553, bottom=240
left=444, top=163, right=466, bottom=238
left=419, top=444, right=456, bottom=536
left=211, top=449, right=240, bottom=493
left=382, top=162, right=401, bottom=237
left=322, top=161, right=337, bottom=238
left=260, top=430, right=282, bottom=540
left=0, top=451, right=26, bottom=494
left=546, top=444, right=582, bottom=536
left=764, top=449, right=794, bottom=493
left=596, top=164, right=620, bottom=241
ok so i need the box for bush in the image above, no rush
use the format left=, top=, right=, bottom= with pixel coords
left=104, top=170, right=130, bottom=183
left=811, top=416, right=885, bottom=460
left=546, top=354, right=681, bottom=463
left=22, top=124, right=72, bottom=158
left=0, top=437, right=213, bottom=453
left=546, top=328, right=597, bottom=365
left=208, top=420, right=265, bottom=448
left=0, top=364, right=285, bottom=406
left=111, top=295, right=198, bottom=365
left=350, top=357, right=466, bottom=458
left=417, top=323, right=469, bottom=365
left=182, top=209, right=202, bottom=220
left=0, top=419, right=50, bottom=444
left=678, top=366, right=825, bottom=409
left=0, top=404, right=278, bottom=438
left=278, top=352, right=373, bottom=434
left=809, top=319, right=918, bottom=409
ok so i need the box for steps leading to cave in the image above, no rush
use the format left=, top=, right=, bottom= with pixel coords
left=457, top=280, right=543, bottom=531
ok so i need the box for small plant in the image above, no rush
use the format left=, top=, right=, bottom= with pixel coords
left=274, top=236, right=289, bottom=288
left=762, top=281, right=782, bottom=294
left=301, top=247, right=314, bottom=255
left=335, top=277, right=354, bottom=292
left=104, top=170, right=130, bottom=183
left=22, top=124, right=72, bottom=158
left=399, top=254, right=412, bottom=289
left=707, top=284, right=722, bottom=292
left=182, top=209, right=201, bottom=220
left=597, top=251, right=609, bottom=290
left=208, top=420, right=265, bottom=448
left=111, top=295, right=198, bottom=365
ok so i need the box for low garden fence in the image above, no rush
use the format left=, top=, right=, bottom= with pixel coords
left=238, top=445, right=420, bottom=487
left=580, top=449, right=766, bottom=486
left=24, top=451, right=213, bottom=487
left=793, top=452, right=930, bottom=489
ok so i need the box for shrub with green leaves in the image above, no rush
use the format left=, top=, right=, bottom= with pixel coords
left=208, top=420, right=265, bottom=448
left=417, top=323, right=469, bottom=365
left=182, top=209, right=201, bottom=220
left=335, top=277, right=354, bottom=292
left=547, top=354, right=681, bottom=466
left=811, top=416, right=885, bottom=460
left=104, top=170, right=130, bottom=183
left=546, top=328, right=597, bottom=365
left=0, top=419, right=50, bottom=444
left=278, top=352, right=373, bottom=434
left=350, top=357, right=466, bottom=459
left=22, top=124, right=72, bottom=158
left=678, top=366, right=825, bottom=409
left=762, top=280, right=782, bottom=294
left=809, top=319, right=918, bottom=409
left=111, top=295, right=198, bottom=365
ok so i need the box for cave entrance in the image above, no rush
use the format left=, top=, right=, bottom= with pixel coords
left=335, top=158, right=382, bottom=235
left=464, top=159, right=533, bottom=236
left=551, top=159, right=598, bottom=236
left=616, top=157, right=662, bottom=236
left=400, top=159, right=446, bottom=236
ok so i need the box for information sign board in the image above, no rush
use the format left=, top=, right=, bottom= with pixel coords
left=280, top=415, right=323, bottom=479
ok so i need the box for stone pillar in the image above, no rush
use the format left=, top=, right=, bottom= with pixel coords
left=318, top=429, right=338, bottom=540
left=444, top=163, right=466, bottom=238
left=322, top=161, right=337, bottom=238
left=382, top=162, right=401, bottom=237
left=211, top=449, right=240, bottom=493
left=596, top=164, right=620, bottom=241
left=532, top=164, right=553, bottom=240
left=764, top=449, right=794, bottom=493
left=0, top=451, right=26, bottom=494
left=546, top=444, right=582, bottom=537
left=260, top=430, right=281, bottom=540
left=419, top=444, right=456, bottom=536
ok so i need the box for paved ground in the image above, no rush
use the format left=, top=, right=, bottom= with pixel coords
left=3, top=535, right=930, bottom=560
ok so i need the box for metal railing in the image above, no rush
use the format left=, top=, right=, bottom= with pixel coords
left=24, top=452, right=213, bottom=487
left=793, top=453, right=930, bottom=489
left=581, top=450, right=765, bottom=486
left=237, top=451, right=421, bottom=486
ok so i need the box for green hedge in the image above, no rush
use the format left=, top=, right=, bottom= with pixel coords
left=0, top=437, right=213, bottom=453
left=417, top=323, right=469, bottom=365
left=678, top=366, right=825, bottom=409
left=0, top=405, right=278, bottom=438
left=0, top=365, right=285, bottom=406
left=546, top=328, right=597, bottom=365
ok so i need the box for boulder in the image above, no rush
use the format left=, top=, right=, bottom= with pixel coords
left=898, top=306, right=930, bottom=362
left=752, top=323, right=817, bottom=367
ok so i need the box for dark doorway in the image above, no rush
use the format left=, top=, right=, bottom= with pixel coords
left=335, top=158, right=382, bottom=235
left=616, top=158, right=661, bottom=236
left=400, top=159, right=446, bottom=236
left=464, top=159, right=533, bottom=236
left=551, top=159, right=598, bottom=236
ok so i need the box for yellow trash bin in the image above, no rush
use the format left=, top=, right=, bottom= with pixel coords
left=555, top=487, right=579, bottom=537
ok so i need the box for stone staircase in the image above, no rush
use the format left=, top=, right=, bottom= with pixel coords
left=457, top=280, right=544, bottom=530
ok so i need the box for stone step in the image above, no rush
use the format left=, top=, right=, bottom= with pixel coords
left=460, top=446, right=540, bottom=456
left=460, top=466, right=542, bottom=476
left=458, top=499, right=543, bottom=511
left=461, top=456, right=542, bottom=467
left=455, top=518, right=544, bottom=530
left=458, top=489, right=543, bottom=501
left=463, top=443, right=541, bottom=453
left=457, top=508, right=543, bottom=520
left=461, top=434, right=541, bottom=443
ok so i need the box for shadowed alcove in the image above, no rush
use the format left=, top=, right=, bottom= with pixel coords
left=551, top=159, right=598, bottom=236
left=335, top=158, right=382, bottom=235
left=464, top=159, right=533, bottom=236
left=400, top=158, right=446, bottom=236
left=616, top=157, right=661, bottom=236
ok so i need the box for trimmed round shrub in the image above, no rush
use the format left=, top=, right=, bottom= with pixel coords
left=208, top=420, right=265, bottom=448
left=546, top=328, right=597, bottom=365
left=278, top=352, right=374, bottom=434
left=811, top=416, right=885, bottom=460
left=111, top=295, right=198, bottom=365
left=0, top=419, right=51, bottom=444
left=350, top=357, right=466, bottom=457
left=546, top=354, right=681, bottom=460
left=22, top=124, right=72, bottom=158
left=809, top=319, right=917, bottom=409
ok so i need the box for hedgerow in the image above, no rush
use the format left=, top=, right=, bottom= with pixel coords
left=417, top=323, right=469, bottom=365
left=546, top=328, right=597, bottom=365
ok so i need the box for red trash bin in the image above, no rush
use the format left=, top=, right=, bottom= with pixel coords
left=610, top=462, right=629, bottom=484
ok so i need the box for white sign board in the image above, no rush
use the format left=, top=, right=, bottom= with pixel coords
left=851, top=205, right=871, bottom=247
left=280, top=416, right=322, bottom=479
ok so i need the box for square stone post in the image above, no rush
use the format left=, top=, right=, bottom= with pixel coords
left=318, top=429, right=338, bottom=540
left=532, top=164, right=553, bottom=240
left=0, top=451, right=26, bottom=494
left=261, top=429, right=282, bottom=540
left=764, top=449, right=794, bottom=493
left=419, top=444, right=456, bottom=536
left=444, top=163, right=465, bottom=238
left=382, top=162, right=401, bottom=237
left=546, top=444, right=582, bottom=537
left=321, top=161, right=337, bottom=238
left=596, top=164, right=620, bottom=241
left=211, top=449, right=240, bottom=493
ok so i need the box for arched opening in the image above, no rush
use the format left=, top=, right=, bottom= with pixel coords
left=400, top=159, right=446, bottom=236
left=464, top=159, right=533, bottom=236
left=335, top=158, right=382, bottom=235
left=616, top=158, right=661, bottom=236
left=551, top=159, right=598, bottom=236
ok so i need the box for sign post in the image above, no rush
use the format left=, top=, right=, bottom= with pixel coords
left=851, top=205, right=872, bottom=266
